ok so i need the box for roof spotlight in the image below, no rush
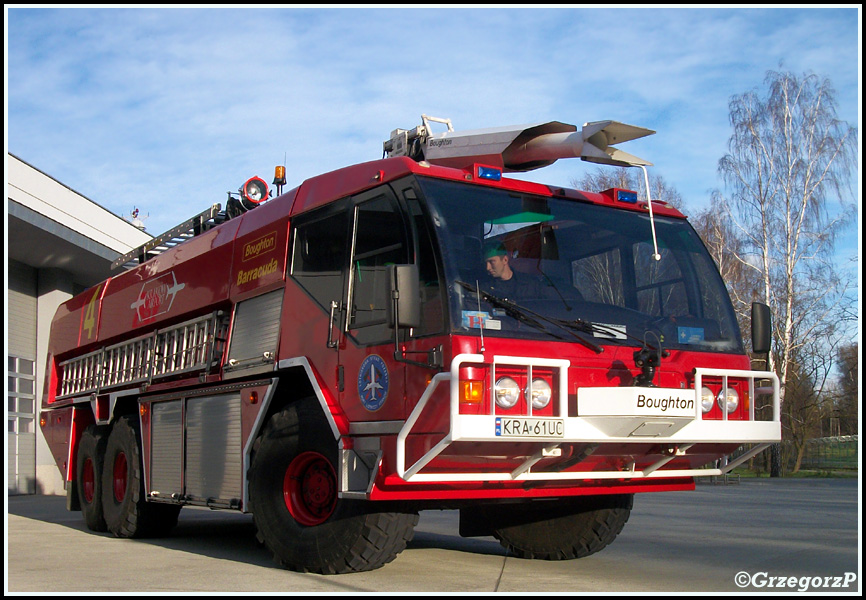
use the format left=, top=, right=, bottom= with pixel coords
left=241, top=176, right=269, bottom=206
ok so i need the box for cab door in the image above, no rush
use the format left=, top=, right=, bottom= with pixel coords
left=284, top=196, right=352, bottom=417
left=338, top=187, right=411, bottom=423
left=286, top=183, right=444, bottom=426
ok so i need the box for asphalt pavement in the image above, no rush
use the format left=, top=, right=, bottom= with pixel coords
left=6, top=477, right=860, bottom=594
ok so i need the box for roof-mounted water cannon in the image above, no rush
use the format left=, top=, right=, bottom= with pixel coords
left=383, top=115, right=454, bottom=162
left=384, top=115, right=663, bottom=263
left=383, top=115, right=655, bottom=172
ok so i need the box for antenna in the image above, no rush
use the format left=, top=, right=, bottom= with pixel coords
left=476, top=279, right=485, bottom=353
left=638, top=165, right=662, bottom=261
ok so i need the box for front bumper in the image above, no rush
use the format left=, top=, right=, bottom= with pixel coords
left=397, top=353, right=780, bottom=483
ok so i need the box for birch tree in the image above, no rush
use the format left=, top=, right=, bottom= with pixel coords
left=571, top=169, right=687, bottom=309
left=691, top=209, right=756, bottom=345
left=715, top=69, right=857, bottom=475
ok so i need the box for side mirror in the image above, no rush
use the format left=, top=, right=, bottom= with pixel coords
left=751, top=302, right=772, bottom=355
left=387, top=264, right=420, bottom=329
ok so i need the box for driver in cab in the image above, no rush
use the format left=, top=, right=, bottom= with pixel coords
left=483, top=242, right=541, bottom=302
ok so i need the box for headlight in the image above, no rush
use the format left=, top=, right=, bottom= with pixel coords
left=527, top=378, right=552, bottom=409
left=494, top=377, right=521, bottom=409
left=717, top=387, right=739, bottom=413
left=700, top=386, right=715, bottom=413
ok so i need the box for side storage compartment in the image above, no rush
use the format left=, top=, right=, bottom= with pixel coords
left=185, top=394, right=243, bottom=506
left=150, top=400, right=183, bottom=499
left=225, top=290, right=283, bottom=377
left=146, top=393, right=244, bottom=508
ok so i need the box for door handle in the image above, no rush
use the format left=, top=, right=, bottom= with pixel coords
left=327, top=300, right=340, bottom=348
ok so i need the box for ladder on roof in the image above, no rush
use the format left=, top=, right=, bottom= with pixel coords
left=112, top=203, right=223, bottom=270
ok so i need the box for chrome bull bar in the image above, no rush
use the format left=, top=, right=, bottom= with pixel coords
left=396, top=354, right=780, bottom=483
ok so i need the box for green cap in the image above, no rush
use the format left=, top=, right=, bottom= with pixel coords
left=483, top=241, right=507, bottom=259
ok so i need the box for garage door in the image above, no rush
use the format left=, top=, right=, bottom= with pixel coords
left=8, top=260, right=37, bottom=495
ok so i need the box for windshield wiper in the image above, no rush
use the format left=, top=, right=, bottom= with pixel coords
left=554, top=317, right=669, bottom=357
left=454, top=280, right=603, bottom=353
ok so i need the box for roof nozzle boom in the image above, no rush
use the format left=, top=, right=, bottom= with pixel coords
left=384, top=117, right=654, bottom=171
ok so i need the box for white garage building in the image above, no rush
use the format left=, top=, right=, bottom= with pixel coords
left=7, top=153, right=152, bottom=495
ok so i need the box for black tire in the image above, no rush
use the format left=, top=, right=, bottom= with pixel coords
left=101, top=415, right=181, bottom=538
left=490, top=494, right=633, bottom=560
left=249, top=399, right=418, bottom=574
left=76, top=425, right=108, bottom=532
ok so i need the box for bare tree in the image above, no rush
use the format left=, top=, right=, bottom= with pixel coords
left=690, top=209, right=757, bottom=343
left=782, top=318, right=844, bottom=472
left=714, top=69, right=858, bottom=475
left=572, top=168, right=684, bottom=211
left=833, top=342, right=859, bottom=436
left=571, top=168, right=688, bottom=308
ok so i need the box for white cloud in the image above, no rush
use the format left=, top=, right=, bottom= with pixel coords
left=7, top=6, right=860, bottom=236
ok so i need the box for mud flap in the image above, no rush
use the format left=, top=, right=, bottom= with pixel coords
left=67, top=479, right=81, bottom=512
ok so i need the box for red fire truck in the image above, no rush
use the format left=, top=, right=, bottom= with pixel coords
left=40, top=115, right=780, bottom=574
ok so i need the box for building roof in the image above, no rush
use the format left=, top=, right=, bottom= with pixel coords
left=7, top=153, right=152, bottom=286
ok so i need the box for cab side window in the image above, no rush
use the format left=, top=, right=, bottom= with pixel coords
left=349, top=193, right=409, bottom=345
left=403, top=187, right=445, bottom=337
left=291, top=204, right=350, bottom=312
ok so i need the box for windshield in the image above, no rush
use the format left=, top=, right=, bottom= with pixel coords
left=418, top=178, right=744, bottom=354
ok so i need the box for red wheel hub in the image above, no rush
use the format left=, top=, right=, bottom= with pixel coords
left=82, top=457, right=96, bottom=503
left=283, top=451, right=337, bottom=526
left=113, top=452, right=128, bottom=503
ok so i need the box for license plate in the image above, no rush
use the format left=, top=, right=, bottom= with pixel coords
left=495, top=417, right=564, bottom=438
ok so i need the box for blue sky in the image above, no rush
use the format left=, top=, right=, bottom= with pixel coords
left=5, top=7, right=861, bottom=274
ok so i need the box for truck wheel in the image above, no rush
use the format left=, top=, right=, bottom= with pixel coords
left=101, top=415, right=181, bottom=538
left=491, top=494, right=633, bottom=560
left=76, top=425, right=108, bottom=532
left=249, top=399, right=418, bottom=574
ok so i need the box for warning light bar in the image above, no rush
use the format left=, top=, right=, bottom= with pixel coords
left=475, top=165, right=502, bottom=181
left=601, top=188, right=640, bottom=204
left=616, top=190, right=638, bottom=203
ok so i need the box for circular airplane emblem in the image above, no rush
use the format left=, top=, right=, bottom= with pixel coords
left=358, top=355, right=389, bottom=412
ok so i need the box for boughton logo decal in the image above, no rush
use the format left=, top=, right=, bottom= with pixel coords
left=578, top=387, right=698, bottom=419
left=427, top=138, right=452, bottom=148
left=358, top=354, right=389, bottom=412
left=636, top=394, right=694, bottom=412
left=130, top=271, right=185, bottom=323
left=242, top=231, right=278, bottom=262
